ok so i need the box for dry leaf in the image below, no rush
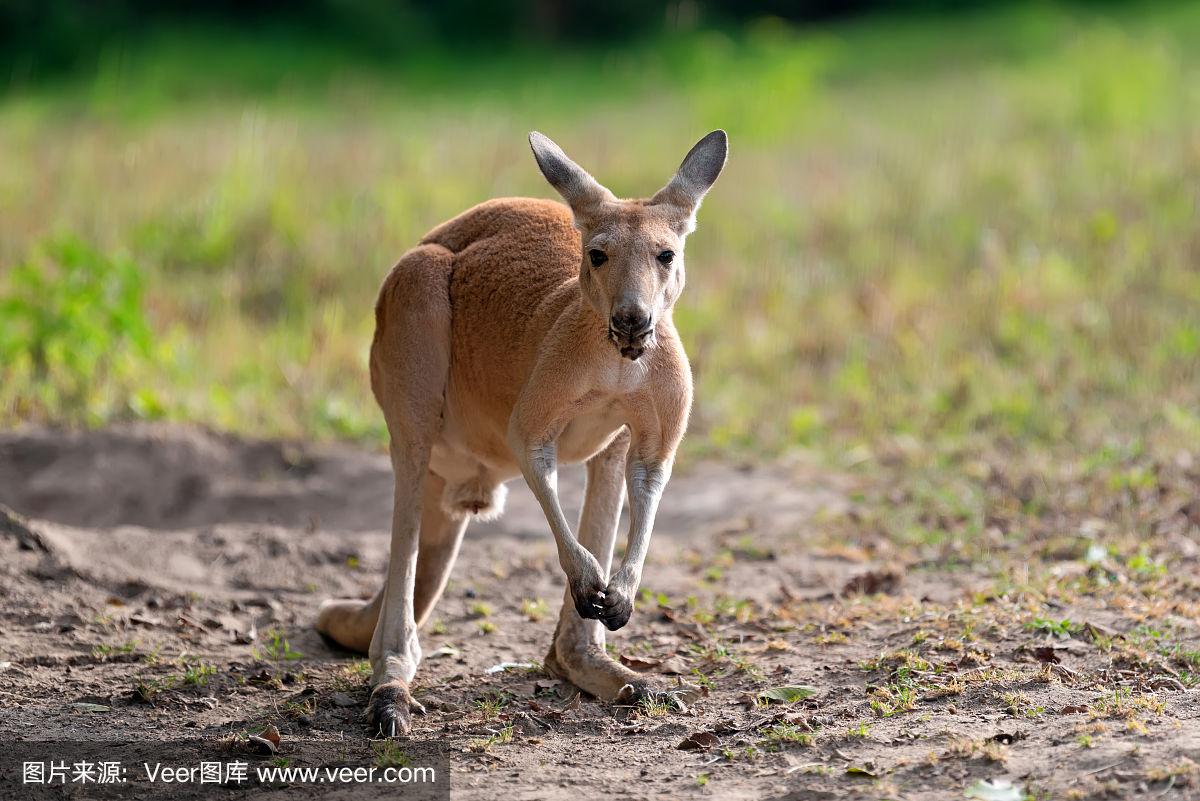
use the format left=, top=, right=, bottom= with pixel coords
left=677, top=731, right=720, bottom=751
left=841, top=567, right=903, bottom=596
left=659, top=656, right=690, bottom=675
left=619, top=654, right=661, bottom=672
left=619, top=654, right=690, bottom=675
left=756, top=685, right=817, bottom=705
left=247, top=736, right=277, bottom=756
left=259, top=725, right=281, bottom=747
left=1030, top=645, right=1061, bottom=664
left=70, top=702, right=111, bottom=713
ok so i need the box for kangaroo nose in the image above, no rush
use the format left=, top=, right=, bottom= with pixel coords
left=610, top=307, right=652, bottom=337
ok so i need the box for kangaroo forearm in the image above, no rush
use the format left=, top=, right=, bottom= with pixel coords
left=611, top=458, right=670, bottom=592
left=513, top=434, right=602, bottom=580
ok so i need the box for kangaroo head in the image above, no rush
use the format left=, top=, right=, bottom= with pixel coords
left=529, top=130, right=727, bottom=361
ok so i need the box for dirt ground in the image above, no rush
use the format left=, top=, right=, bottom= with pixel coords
left=2, top=424, right=1199, bottom=800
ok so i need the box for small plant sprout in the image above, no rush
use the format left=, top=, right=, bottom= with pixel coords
left=372, top=740, right=413, bottom=769
left=520, top=597, right=549, bottom=621
left=255, top=629, right=303, bottom=662
left=1025, top=618, right=1078, bottom=639
left=182, top=661, right=217, bottom=688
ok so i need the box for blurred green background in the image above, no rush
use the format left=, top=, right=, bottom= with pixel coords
left=1, top=1, right=1198, bottom=472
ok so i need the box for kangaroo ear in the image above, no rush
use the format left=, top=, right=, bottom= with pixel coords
left=651, top=130, right=728, bottom=229
left=529, top=132, right=614, bottom=218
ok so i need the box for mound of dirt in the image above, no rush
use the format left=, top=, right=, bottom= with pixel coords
left=0, top=424, right=394, bottom=531
left=0, top=423, right=836, bottom=537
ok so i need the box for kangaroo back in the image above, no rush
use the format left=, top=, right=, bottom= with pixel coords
left=427, top=197, right=582, bottom=410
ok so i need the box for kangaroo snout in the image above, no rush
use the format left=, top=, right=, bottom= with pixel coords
left=610, top=307, right=652, bottom=337
left=608, top=304, right=654, bottom=360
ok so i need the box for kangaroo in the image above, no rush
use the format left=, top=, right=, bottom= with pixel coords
left=316, top=130, right=728, bottom=736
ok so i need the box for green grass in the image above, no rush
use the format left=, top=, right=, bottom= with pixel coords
left=2, top=3, right=1199, bottom=478
left=254, top=629, right=304, bottom=662
left=1025, top=618, right=1079, bottom=639
left=371, top=739, right=413, bottom=769
left=761, top=723, right=816, bottom=749
left=180, top=661, right=217, bottom=688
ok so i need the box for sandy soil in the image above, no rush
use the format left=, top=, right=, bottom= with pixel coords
left=1, top=424, right=1198, bottom=799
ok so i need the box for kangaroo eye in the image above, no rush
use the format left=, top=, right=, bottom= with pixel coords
left=589, top=249, right=608, bottom=267
left=657, top=250, right=675, bottom=265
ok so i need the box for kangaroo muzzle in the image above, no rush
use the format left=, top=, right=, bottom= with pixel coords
left=608, top=306, right=654, bottom=361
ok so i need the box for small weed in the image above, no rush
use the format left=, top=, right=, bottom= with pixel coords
left=282, top=698, right=316, bottom=718
left=943, top=738, right=1008, bottom=763
left=729, top=536, right=773, bottom=561
left=181, top=662, right=217, bottom=688
left=721, top=745, right=760, bottom=762
left=331, top=658, right=371, bottom=690
left=255, top=629, right=303, bottom=662
left=638, top=695, right=672, bottom=718
left=1123, top=551, right=1161, bottom=575
left=859, top=650, right=931, bottom=673
left=467, top=726, right=513, bottom=752
left=520, top=598, right=549, bottom=621
left=761, top=723, right=814, bottom=749
left=1090, top=688, right=1165, bottom=720
left=473, top=691, right=509, bottom=720
left=1025, top=618, right=1078, bottom=639
left=925, top=679, right=964, bottom=699
left=1000, top=691, right=1044, bottom=718
left=689, top=639, right=764, bottom=681
left=640, top=589, right=671, bottom=607
left=131, top=681, right=161, bottom=703
left=846, top=722, right=871, bottom=739
left=1146, top=760, right=1200, bottom=783
left=1125, top=718, right=1148, bottom=735
left=92, top=641, right=137, bottom=659
left=372, top=740, right=413, bottom=769
left=713, top=595, right=754, bottom=623
left=870, top=682, right=921, bottom=717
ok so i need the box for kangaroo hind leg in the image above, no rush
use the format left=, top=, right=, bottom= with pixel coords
left=363, top=243, right=454, bottom=737
left=316, top=471, right=468, bottom=653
